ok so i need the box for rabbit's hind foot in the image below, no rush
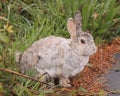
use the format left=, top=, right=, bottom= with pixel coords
left=59, top=77, right=71, bottom=87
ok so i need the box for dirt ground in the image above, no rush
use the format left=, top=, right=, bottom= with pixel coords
left=53, top=38, right=120, bottom=96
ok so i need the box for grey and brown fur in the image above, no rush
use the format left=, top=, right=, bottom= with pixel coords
left=15, top=11, right=97, bottom=87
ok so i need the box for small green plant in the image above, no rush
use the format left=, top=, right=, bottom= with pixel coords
left=0, top=17, right=14, bottom=42
left=13, top=79, right=54, bottom=96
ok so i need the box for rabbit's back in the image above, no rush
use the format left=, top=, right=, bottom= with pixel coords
left=20, top=36, right=70, bottom=75
left=35, top=36, right=71, bottom=77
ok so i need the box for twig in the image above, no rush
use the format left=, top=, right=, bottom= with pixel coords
left=0, top=68, right=51, bottom=86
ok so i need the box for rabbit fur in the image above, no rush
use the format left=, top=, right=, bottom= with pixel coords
left=15, top=11, right=97, bottom=87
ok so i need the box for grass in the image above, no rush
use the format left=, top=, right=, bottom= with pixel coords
left=0, top=0, right=120, bottom=96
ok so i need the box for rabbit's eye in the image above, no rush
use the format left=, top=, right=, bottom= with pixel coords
left=81, top=39, right=86, bottom=44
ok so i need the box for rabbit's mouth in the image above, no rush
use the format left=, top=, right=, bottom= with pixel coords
left=84, top=46, right=97, bottom=56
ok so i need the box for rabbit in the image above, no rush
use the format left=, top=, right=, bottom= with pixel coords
left=15, top=11, right=97, bottom=87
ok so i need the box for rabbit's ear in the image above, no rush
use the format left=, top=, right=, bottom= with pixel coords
left=74, top=11, right=82, bottom=32
left=67, top=18, right=77, bottom=39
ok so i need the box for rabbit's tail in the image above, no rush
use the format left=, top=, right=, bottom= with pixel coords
left=15, top=51, right=22, bottom=63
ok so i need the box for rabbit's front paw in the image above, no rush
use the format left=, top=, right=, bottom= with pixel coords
left=59, top=77, right=71, bottom=87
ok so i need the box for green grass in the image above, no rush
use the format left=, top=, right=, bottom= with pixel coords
left=0, top=0, right=120, bottom=96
